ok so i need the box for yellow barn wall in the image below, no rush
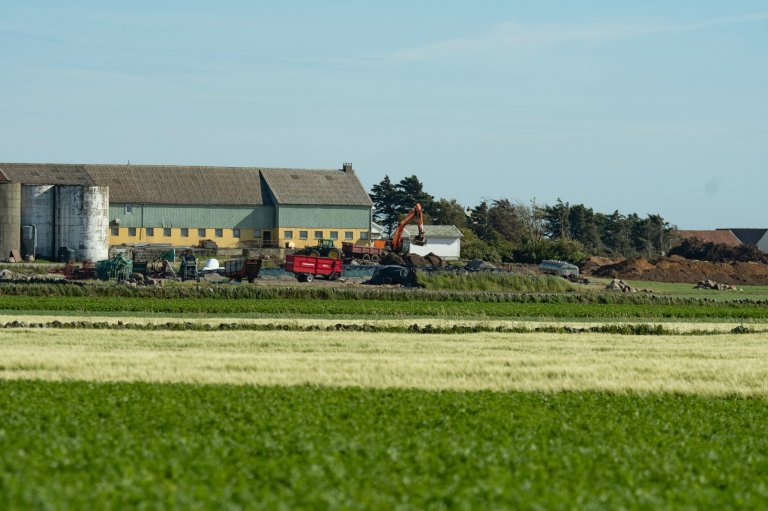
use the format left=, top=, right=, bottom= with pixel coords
left=277, top=228, right=371, bottom=249
left=109, top=227, right=267, bottom=249
left=110, top=227, right=372, bottom=250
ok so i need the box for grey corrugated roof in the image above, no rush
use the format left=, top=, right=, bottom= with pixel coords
left=0, top=163, right=373, bottom=207
left=404, top=225, right=463, bottom=238
left=726, top=228, right=768, bottom=246
left=0, top=163, right=95, bottom=186
left=85, top=165, right=268, bottom=205
left=261, top=168, right=372, bottom=207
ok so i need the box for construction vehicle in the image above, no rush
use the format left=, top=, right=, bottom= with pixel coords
left=390, top=203, right=426, bottom=254
left=297, top=239, right=342, bottom=259
left=285, top=254, right=342, bottom=283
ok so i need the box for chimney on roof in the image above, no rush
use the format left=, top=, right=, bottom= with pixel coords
left=342, top=162, right=354, bottom=174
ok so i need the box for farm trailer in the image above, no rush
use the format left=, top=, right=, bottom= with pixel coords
left=284, top=254, right=342, bottom=283
left=223, top=258, right=263, bottom=283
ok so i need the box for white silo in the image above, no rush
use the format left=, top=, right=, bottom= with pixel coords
left=55, top=186, right=110, bottom=261
left=21, top=185, right=56, bottom=260
left=0, top=182, right=22, bottom=260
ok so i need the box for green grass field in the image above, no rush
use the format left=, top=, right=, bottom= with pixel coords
left=2, top=381, right=768, bottom=510
left=2, top=295, right=768, bottom=320
left=2, top=281, right=768, bottom=509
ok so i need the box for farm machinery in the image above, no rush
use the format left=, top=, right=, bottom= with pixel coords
left=223, top=258, right=263, bottom=283
left=284, top=254, right=342, bottom=283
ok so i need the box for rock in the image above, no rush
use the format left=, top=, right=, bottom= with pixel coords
left=465, top=259, right=496, bottom=271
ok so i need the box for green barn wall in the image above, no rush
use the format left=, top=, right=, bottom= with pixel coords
left=110, top=204, right=275, bottom=229
left=276, top=205, right=371, bottom=229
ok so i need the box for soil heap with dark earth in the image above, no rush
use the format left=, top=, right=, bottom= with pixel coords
left=584, top=255, right=768, bottom=286
left=379, top=252, right=443, bottom=267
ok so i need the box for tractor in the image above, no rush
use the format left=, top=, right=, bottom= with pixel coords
left=297, top=239, right=341, bottom=259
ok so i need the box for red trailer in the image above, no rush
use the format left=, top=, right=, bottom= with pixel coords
left=285, top=254, right=343, bottom=282
left=341, top=242, right=384, bottom=264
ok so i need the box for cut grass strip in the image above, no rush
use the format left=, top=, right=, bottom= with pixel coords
left=1, top=329, right=767, bottom=396
left=1, top=313, right=767, bottom=333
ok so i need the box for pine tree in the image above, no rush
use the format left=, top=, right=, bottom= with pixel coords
left=369, top=175, right=400, bottom=237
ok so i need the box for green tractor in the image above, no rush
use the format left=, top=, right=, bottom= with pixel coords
left=298, top=239, right=341, bottom=259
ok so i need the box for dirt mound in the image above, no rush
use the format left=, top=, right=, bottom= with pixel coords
left=579, top=256, right=621, bottom=274
left=380, top=252, right=405, bottom=266
left=380, top=252, right=443, bottom=267
left=669, top=238, right=768, bottom=264
left=423, top=253, right=444, bottom=267
left=590, top=256, right=768, bottom=285
left=405, top=254, right=428, bottom=266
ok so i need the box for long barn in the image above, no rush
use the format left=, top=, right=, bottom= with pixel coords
left=0, top=162, right=372, bottom=261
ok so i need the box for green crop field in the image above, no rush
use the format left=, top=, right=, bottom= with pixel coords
left=3, top=294, right=768, bottom=320
left=2, top=282, right=768, bottom=509
left=2, top=382, right=767, bottom=510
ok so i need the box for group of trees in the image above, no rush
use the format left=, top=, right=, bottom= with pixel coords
left=370, top=175, right=675, bottom=264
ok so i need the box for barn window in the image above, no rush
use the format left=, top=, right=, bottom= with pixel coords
left=125, top=204, right=133, bottom=215
left=329, top=231, right=338, bottom=240
left=299, top=231, right=308, bottom=240
left=198, top=228, right=206, bottom=237
left=128, top=227, right=137, bottom=237
left=233, top=229, right=241, bottom=238
left=215, top=229, right=223, bottom=238
left=284, top=231, right=293, bottom=239
left=360, top=231, right=369, bottom=240
left=146, top=228, right=154, bottom=237
left=181, top=228, right=189, bottom=237
left=163, top=228, right=172, bottom=237
left=344, top=231, right=353, bottom=240
left=314, top=231, right=323, bottom=239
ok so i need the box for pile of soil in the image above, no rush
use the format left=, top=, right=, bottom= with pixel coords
left=588, top=256, right=768, bottom=286
left=379, top=252, right=443, bottom=267
left=380, top=252, right=405, bottom=266
left=579, top=256, right=621, bottom=275
left=669, top=238, right=768, bottom=264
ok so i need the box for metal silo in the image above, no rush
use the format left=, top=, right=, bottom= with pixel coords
left=21, top=185, right=55, bottom=260
left=55, top=185, right=110, bottom=261
left=0, top=182, right=22, bottom=260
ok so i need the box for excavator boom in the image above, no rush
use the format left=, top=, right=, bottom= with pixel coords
left=391, top=203, right=426, bottom=254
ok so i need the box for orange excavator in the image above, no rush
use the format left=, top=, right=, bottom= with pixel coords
left=389, top=203, right=426, bottom=254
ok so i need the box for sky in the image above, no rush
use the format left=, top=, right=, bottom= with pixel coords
left=1, top=1, right=766, bottom=229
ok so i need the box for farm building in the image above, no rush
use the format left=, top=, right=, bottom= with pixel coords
left=0, top=162, right=372, bottom=261
left=403, top=224, right=463, bottom=260
left=674, top=230, right=741, bottom=247
left=725, top=229, right=768, bottom=253
left=675, top=228, right=768, bottom=253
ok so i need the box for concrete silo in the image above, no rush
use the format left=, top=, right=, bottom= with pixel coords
left=21, top=185, right=56, bottom=260
left=0, top=182, right=22, bottom=261
left=55, top=185, right=110, bottom=261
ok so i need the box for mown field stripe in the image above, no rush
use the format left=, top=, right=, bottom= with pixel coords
left=2, top=329, right=767, bottom=396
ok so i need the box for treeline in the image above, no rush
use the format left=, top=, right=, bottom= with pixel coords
left=370, top=175, right=675, bottom=264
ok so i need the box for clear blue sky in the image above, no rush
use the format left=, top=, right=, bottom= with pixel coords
left=2, top=1, right=766, bottom=229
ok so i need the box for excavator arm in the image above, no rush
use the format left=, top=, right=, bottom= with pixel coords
left=391, top=203, right=426, bottom=254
